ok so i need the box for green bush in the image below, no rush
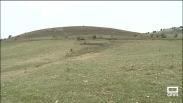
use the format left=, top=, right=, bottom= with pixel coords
left=160, top=33, right=167, bottom=38
left=134, top=34, right=138, bottom=37
left=76, top=37, right=85, bottom=40
left=92, top=35, right=97, bottom=39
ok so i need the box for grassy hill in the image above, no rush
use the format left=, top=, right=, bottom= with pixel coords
left=1, top=26, right=182, bottom=103
left=12, top=26, right=142, bottom=40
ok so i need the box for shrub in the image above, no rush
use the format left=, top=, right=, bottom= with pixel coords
left=134, top=34, right=138, bottom=37
left=150, top=34, right=154, bottom=38
left=174, top=34, right=178, bottom=38
left=70, top=49, right=73, bottom=52
left=77, top=37, right=85, bottom=40
left=92, top=35, right=97, bottom=39
left=160, top=33, right=167, bottom=38
left=156, top=35, right=159, bottom=38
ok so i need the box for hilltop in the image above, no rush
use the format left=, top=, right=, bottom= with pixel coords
left=11, top=26, right=142, bottom=40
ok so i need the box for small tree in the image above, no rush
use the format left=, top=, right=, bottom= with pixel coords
left=8, top=35, right=12, bottom=39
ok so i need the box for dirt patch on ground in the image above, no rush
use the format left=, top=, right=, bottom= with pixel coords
left=70, top=52, right=100, bottom=61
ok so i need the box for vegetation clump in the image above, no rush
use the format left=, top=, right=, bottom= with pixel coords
left=160, top=33, right=167, bottom=38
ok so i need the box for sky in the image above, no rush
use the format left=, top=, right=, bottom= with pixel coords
left=1, top=1, right=182, bottom=38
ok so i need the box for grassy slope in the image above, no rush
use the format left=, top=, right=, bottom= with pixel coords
left=13, top=26, right=141, bottom=40
left=1, top=39, right=182, bottom=103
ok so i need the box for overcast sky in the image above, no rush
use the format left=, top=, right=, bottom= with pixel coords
left=1, top=1, right=182, bottom=38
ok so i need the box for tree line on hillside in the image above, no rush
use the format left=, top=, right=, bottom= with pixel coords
left=1, top=26, right=181, bottom=41
left=145, top=26, right=182, bottom=39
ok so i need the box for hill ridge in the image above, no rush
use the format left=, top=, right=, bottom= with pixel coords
left=13, top=26, right=141, bottom=40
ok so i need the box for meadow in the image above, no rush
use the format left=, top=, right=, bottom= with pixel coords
left=1, top=38, right=182, bottom=103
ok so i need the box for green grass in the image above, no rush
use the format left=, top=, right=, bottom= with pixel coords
left=1, top=39, right=182, bottom=103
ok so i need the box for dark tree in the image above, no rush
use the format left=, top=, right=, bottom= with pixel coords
left=153, top=31, right=156, bottom=33
left=8, top=35, right=12, bottom=39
